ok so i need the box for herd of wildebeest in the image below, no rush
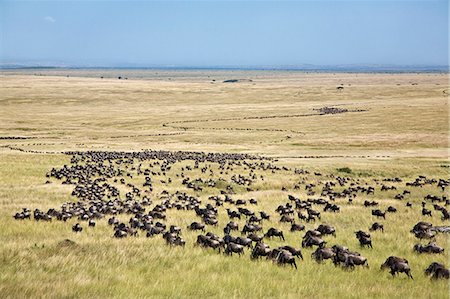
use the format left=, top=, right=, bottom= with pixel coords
left=12, top=150, right=450, bottom=280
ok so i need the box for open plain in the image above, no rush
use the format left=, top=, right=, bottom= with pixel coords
left=0, top=70, right=449, bottom=298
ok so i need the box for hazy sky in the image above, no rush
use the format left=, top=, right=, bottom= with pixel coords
left=0, top=1, right=448, bottom=66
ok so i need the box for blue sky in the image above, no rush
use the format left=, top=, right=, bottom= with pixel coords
left=0, top=1, right=448, bottom=67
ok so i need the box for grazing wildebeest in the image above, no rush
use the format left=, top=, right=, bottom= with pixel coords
left=242, top=223, right=262, bottom=235
left=344, top=254, right=368, bottom=268
left=163, top=232, right=185, bottom=247
left=316, top=224, right=336, bottom=237
left=307, top=208, right=321, bottom=221
left=247, top=233, right=263, bottom=242
left=259, top=211, right=270, bottom=220
left=311, top=247, right=335, bottom=263
left=381, top=256, right=413, bottom=279
left=387, top=206, right=397, bottom=213
left=225, top=221, right=239, bottom=231
left=251, top=241, right=271, bottom=259
left=115, top=229, right=127, bottom=238
left=372, top=209, right=386, bottom=219
left=235, top=236, right=253, bottom=248
left=355, top=231, right=372, bottom=248
left=279, top=245, right=303, bottom=260
left=170, top=225, right=182, bottom=235
left=224, top=242, right=244, bottom=256
left=422, top=208, right=432, bottom=217
left=146, top=225, right=164, bottom=237
left=332, top=246, right=367, bottom=269
left=364, top=200, right=378, bottom=207
left=425, top=262, right=449, bottom=279
left=196, top=235, right=221, bottom=251
left=280, top=214, right=295, bottom=224
left=290, top=223, right=305, bottom=232
left=264, top=228, right=285, bottom=241
left=187, top=222, right=205, bottom=232
left=369, top=222, right=384, bottom=232
left=72, top=223, right=82, bottom=233
left=302, top=235, right=326, bottom=248
left=413, top=242, right=444, bottom=254
left=226, top=208, right=241, bottom=219
left=276, top=250, right=297, bottom=269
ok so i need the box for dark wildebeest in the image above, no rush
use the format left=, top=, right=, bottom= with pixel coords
left=251, top=241, right=271, bottom=259
left=290, top=223, right=305, bottom=232
left=242, top=223, right=262, bottom=235
left=235, top=236, right=253, bottom=248
left=302, top=235, right=326, bottom=248
left=247, top=233, right=264, bottom=242
left=280, top=214, right=295, bottom=224
left=264, top=228, right=285, bottom=241
left=259, top=211, right=270, bottom=220
left=279, top=245, right=303, bottom=260
left=72, top=223, right=82, bottom=233
left=381, top=256, right=413, bottom=279
left=425, top=262, right=449, bottom=279
left=317, top=224, right=336, bottom=237
left=413, top=242, right=444, bottom=254
left=355, top=231, right=372, bottom=248
left=369, top=222, right=384, bottom=232
left=276, top=250, right=298, bottom=269
left=224, top=242, right=244, bottom=256
left=312, top=247, right=335, bottom=263
left=187, top=222, right=205, bottom=232
left=372, top=209, right=386, bottom=219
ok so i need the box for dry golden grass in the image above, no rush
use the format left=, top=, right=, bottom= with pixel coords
left=0, top=70, right=449, bottom=298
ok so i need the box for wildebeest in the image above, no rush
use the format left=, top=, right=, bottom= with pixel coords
left=264, top=228, right=285, bottom=241
left=355, top=231, right=372, bottom=248
left=302, top=231, right=325, bottom=248
left=275, top=250, right=297, bottom=269
left=72, top=223, right=82, bottom=233
left=381, top=256, right=413, bottom=279
left=163, top=231, right=185, bottom=246
left=235, top=236, right=253, bottom=248
left=224, top=242, right=244, bottom=256
left=279, top=245, right=303, bottom=260
left=425, top=262, right=449, bottom=279
left=251, top=241, right=271, bottom=259
left=369, top=222, right=384, bottom=232
left=316, top=224, right=336, bottom=237
left=332, top=246, right=367, bottom=269
left=196, top=234, right=222, bottom=251
left=259, top=211, right=270, bottom=220
left=280, top=214, right=295, bottom=224
left=290, top=223, right=305, bottom=232
left=187, top=222, right=205, bottom=232
left=387, top=206, right=397, bottom=213
left=311, top=247, right=335, bottom=263
left=242, top=223, right=262, bottom=235
left=413, top=242, right=444, bottom=254
left=372, top=209, right=386, bottom=219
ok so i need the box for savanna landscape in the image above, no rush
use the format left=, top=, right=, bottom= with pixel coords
left=0, top=70, right=448, bottom=298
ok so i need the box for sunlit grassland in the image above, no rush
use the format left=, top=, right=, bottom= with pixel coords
left=0, top=71, right=448, bottom=298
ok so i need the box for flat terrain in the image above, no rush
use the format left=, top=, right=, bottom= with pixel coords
left=0, top=70, right=449, bottom=298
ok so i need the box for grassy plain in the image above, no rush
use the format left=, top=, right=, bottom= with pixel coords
left=0, top=70, right=448, bottom=298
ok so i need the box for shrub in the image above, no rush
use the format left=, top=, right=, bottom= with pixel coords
left=337, top=167, right=352, bottom=174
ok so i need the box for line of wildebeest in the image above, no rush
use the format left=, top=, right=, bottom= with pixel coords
left=12, top=150, right=450, bottom=280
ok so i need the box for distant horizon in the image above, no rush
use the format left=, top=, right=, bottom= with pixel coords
left=1, top=62, right=448, bottom=73
left=1, top=1, right=448, bottom=67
